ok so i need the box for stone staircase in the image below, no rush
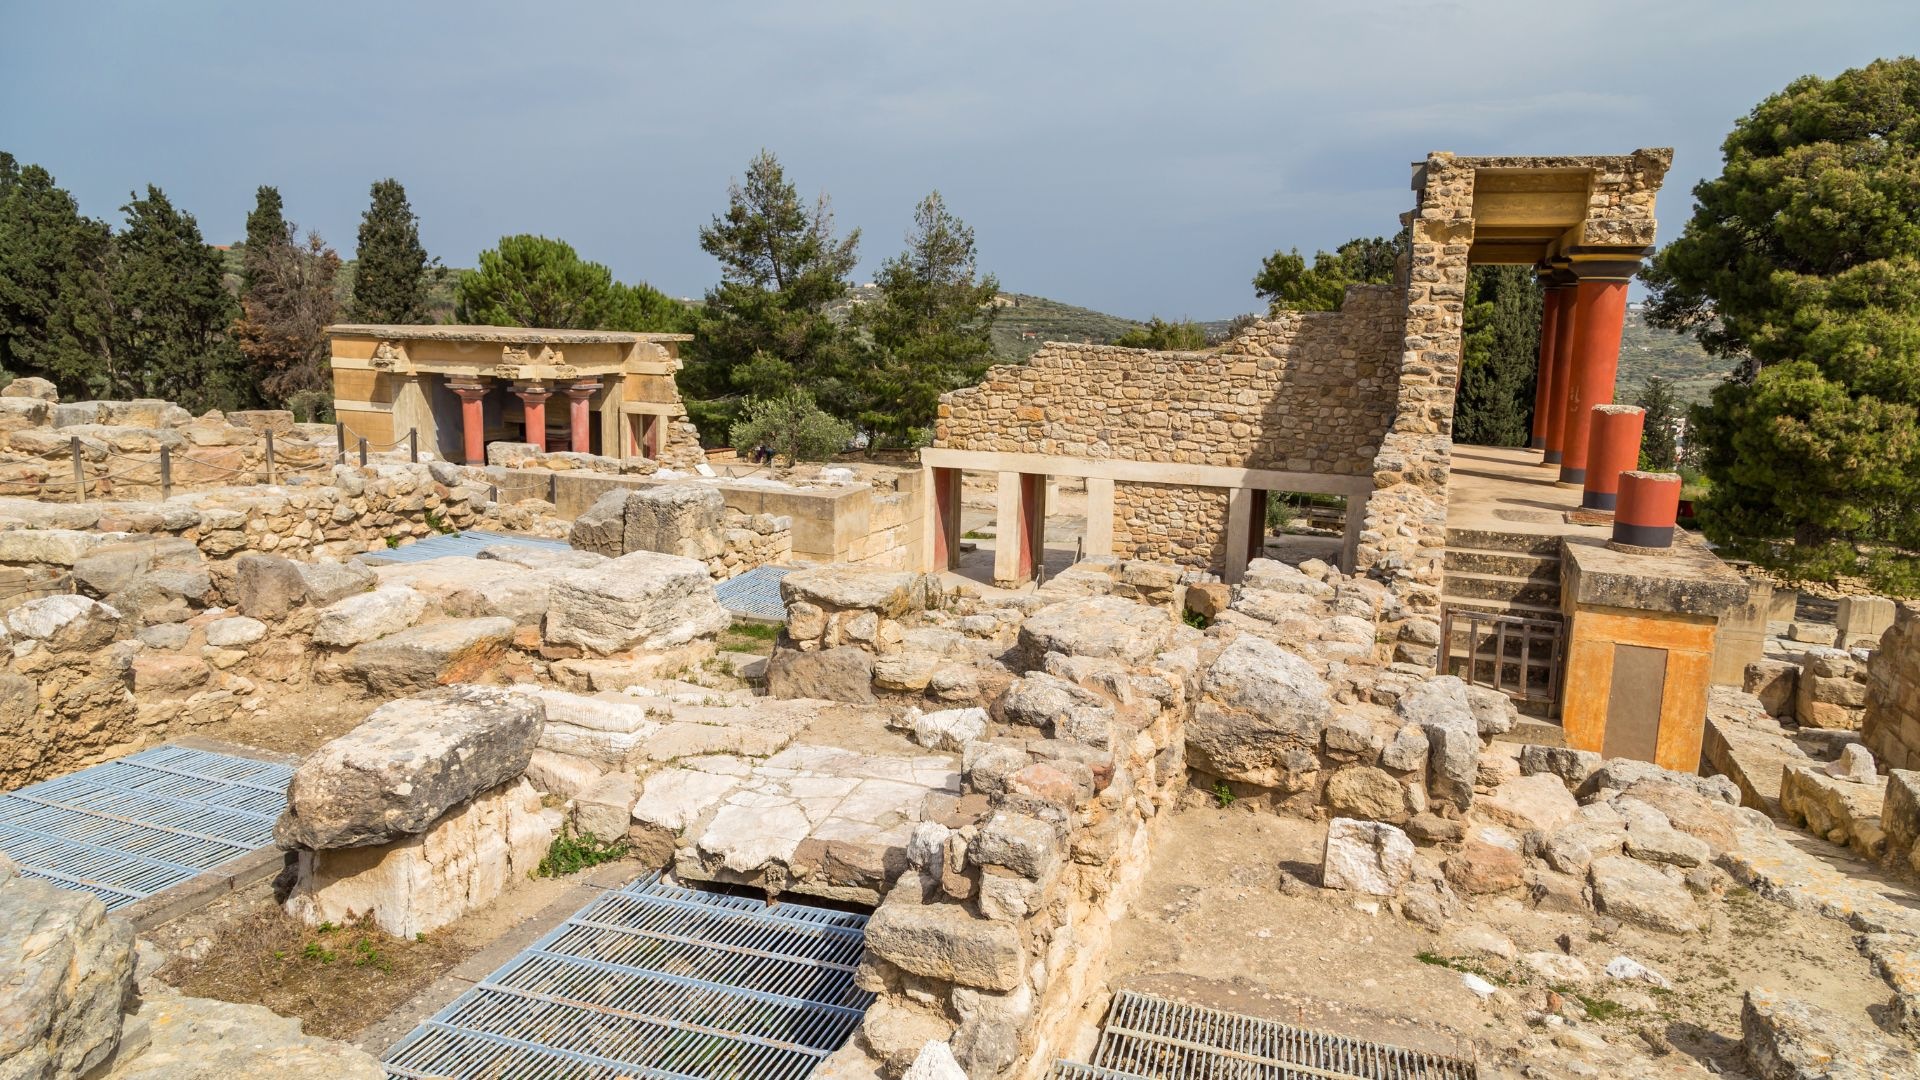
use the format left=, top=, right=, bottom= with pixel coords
left=1440, top=527, right=1564, bottom=624
left=1045, top=990, right=1481, bottom=1079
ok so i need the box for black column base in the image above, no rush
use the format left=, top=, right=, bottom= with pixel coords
left=1581, top=491, right=1616, bottom=511
left=1612, top=522, right=1674, bottom=548
left=1558, top=465, right=1586, bottom=485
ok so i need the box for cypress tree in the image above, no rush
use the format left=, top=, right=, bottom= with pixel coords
left=109, top=185, right=247, bottom=409
left=241, top=185, right=287, bottom=294
left=1636, top=377, right=1680, bottom=471
left=349, top=178, right=431, bottom=324
left=0, top=161, right=114, bottom=394
left=1453, top=266, right=1541, bottom=446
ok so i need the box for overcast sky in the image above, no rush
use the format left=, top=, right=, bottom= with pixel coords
left=3, top=2, right=1914, bottom=319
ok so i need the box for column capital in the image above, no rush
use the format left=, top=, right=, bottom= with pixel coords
left=564, top=380, right=603, bottom=399
left=446, top=379, right=490, bottom=400
left=512, top=383, right=554, bottom=403
left=1566, top=246, right=1654, bottom=282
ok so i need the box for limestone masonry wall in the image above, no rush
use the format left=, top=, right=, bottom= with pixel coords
left=1111, top=481, right=1231, bottom=570
left=935, top=286, right=1403, bottom=475
left=1863, top=602, right=1920, bottom=770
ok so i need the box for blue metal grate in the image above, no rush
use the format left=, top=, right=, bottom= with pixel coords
left=381, top=871, right=874, bottom=1080
left=0, top=744, right=294, bottom=911
left=713, top=564, right=794, bottom=622
left=359, top=529, right=575, bottom=566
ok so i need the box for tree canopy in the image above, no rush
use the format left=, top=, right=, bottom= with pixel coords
left=1643, top=57, right=1920, bottom=591
left=1453, top=266, right=1541, bottom=447
left=1635, top=376, right=1680, bottom=472
left=1113, top=316, right=1208, bottom=350
left=455, top=234, right=684, bottom=332
left=234, top=187, right=341, bottom=403
left=682, top=151, right=860, bottom=441
left=1253, top=234, right=1403, bottom=312
left=849, top=192, right=1000, bottom=449
left=349, top=179, right=433, bottom=324
left=0, top=161, right=114, bottom=394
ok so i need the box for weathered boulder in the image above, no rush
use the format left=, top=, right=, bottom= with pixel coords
left=781, top=567, right=938, bottom=620
left=232, top=553, right=307, bottom=619
left=900, top=1041, right=968, bottom=1080
left=1465, top=684, right=1517, bottom=736
left=1589, top=855, right=1699, bottom=933
left=520, top=687, right=663, bottom=763
left=343, top=617, right=515, bottom=694
left=568, top=490, right=630, bottom=558
left=2, top=376, right=59, bottom=402
left=1744, top=659, right=1799, bottom=718
left=72, top=537, right=203, bottom=598
left=863, top=877, right=1024, bottom=991
left=1477, top=773, right=1580, bottom=834
left=276, top=684, right=545, bottom=849
left=997, top=672, right=1114, bottom=749
left=902, top=707, right=988, bottom=752
left=283, top=777, right=556, bottom=938
left=1444, top=831, right=1527, bottom=894
left=545, top=550, right=729, bottom=655
left=765, top=646, right=876, bottom=703
left=1324, top=766, right=1410, bottom=823
left=107, top=994, right=387, bottom=1079
left=1518, top=744, right=1602, bottom=787
left=203, top=616, right=267, bottom=648
left=623, top=485, right=725, bottom=560
left=6, top=594, right=121, bottom=650
left=311, top=587, right=427, bottom=647
left=1321, top=818, right=1414, bottom=895
left=1740, top=988, right=1919, bottom=1079
left=1187, top=635, right=1332, bottom=788
left=1400, top=676, right=1480, bottom=812
left=0, top=861, right=136, bottom=1080
left=1018, top=595, right=1174, bottom=667
left=294, top=559, right=376, bottom=606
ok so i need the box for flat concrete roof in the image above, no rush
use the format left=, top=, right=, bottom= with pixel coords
left=327, top=324, right=693, bottom=344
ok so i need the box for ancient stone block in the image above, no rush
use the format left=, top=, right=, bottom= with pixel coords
left=0, top=862, right=136, bottom=1080
left=863, top=878, right=1024, bottom=991
left=1321, top=818, right=1414, bottom=895
left=344, top=617, right=515, bottom=694
left=545, top=550, right=729, bottom=655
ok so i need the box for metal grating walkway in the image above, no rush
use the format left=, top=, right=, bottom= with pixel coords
left=359, top=528, right=576, bottom=566
left=1051, top=990, right=1479, bottom=1080
left=0, top=744, right=294, bottom=911
left=713, top=563, right=794, bottom=622
left=381, top=871, right=874, bottom=1080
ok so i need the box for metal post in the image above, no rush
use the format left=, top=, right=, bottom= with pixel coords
left=159, top=446, right=172, bottom=500
left=488, top=484, right=498, bottom=504
left=546, top=473, right=557, bottom=504
left=264, top=429, right=276, bottom=485
left=408, top=428, right=418, bottom=463
left=358, top=437, right=368, bottom=468
left=336, top=422, right=346, bottom=462
left=69, top=437, right=83, bottom=503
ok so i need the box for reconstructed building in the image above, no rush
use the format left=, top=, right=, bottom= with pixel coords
left=326, top=324, right=700, bottom=467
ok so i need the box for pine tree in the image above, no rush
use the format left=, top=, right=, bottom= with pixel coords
left=349, top=179, right=432, bottom=324
left=1253, top=234, right=1404, bottom=312
left=108, top=186, right=247, bottom=409
left=1643, top=58, right=1920, bottom=591
left=684, top=151, right=859, bottom=440
left=851, top=192, right=1000, bottom=449
left=240, top=185, right=287, bottom=294
left=455, top=234, right=684, bottom=332
left=0, top=161, right=115, bottom=394
left=1636, top=376, right=1680, bottom=471
left=1453, top=266, right=1542, bottom=446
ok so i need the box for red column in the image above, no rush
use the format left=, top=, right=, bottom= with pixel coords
left=1581, top=404, right=1646, bottom=512
left=566, top=381, right=601, bottom=454
left=515, top=385, right=553, bottom=452
left=1613, top=471, right=1682, bottom=549
left=1558, top=266, right=1634, bottom=486
left=448, top=381, right=489, bottom=466
left=1530, top=279, right=1566, bottom=451
left=1543, top=287, right=1579, bottom=465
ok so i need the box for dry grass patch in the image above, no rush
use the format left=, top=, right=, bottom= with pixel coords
left=156, top=906, right=473, bottom=1040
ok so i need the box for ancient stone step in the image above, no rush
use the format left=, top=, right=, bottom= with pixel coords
left=1442, top=546, right=1561, bottom=579
left=1443, top=527, right=1563, bottom=557
left=1442, top=569, right=1560, bottom=608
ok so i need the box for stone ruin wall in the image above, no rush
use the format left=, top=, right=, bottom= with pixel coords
left=1110, top=480, right=1231, bottom=570
left=1864, top=602, right=1920, bottom=771
left=936, top=286, right=1403, bottom=574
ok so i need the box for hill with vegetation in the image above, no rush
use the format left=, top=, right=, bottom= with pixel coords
left=1616, top=305, right=1730, bottom=406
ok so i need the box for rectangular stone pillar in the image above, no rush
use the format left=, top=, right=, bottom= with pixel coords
left=390, top=375, right=434, bottom=460
left=1224, top=487, right=1255, bottom=584
left=1341, top=491, right=1370, bottom=574
left=1838, top=595, right=1897, bottom=649
left=1084, top=476, right=1115, bottom=558
left=993, top=471, right=1024, bottom=588
left=1711, top=579, right=1771, bottom=687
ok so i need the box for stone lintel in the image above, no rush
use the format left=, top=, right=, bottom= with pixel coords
left=1559, top=535, right=1749, bottom=619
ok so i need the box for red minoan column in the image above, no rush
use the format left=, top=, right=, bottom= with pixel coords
left=1581, top=404, right=1646, bottom=512
left=1543, top=285, right=1579, bottom=465
left=565, top=381, right=601, bottom=454
left=1557, top=258, right=1637, bottom=485
left=515, top=384, right=553, bottom=453
left=1529, top=273, right=1566, bottom=451
left=448, top=380, right=489, bottom=466
left=1612, top=471, right=1682, bottom=549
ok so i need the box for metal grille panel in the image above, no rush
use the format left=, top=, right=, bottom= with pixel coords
left=0, top=744, right=294, bottom=910
left=713, top=564, right=794, bottom=622
left=359, top=529, right=575, bottom=565
left=1081, top=991, right=1478, bottom=1080
left=382, top=871, right=873, bottom=1080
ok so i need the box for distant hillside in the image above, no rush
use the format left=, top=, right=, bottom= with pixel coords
left=1616, top=305, right=1730, bottom=407
left=985, top=293, right=1147, bottom=361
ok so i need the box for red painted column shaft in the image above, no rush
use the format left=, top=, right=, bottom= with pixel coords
left=516, top=387, right=553, bottom=453
left=1581, top=404, right=1646, bottom=512
left=1613, top=471, right=1682, bottom=549
left=1530, top=282, right=1565, bottom=451
left=1558, top=275, right=1631, bottom=485
left=449, top=383, right=488, bottom=466
left=1543, top=287, right=1579, bottom=465
left=566, top=381, right=601, bottom=454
